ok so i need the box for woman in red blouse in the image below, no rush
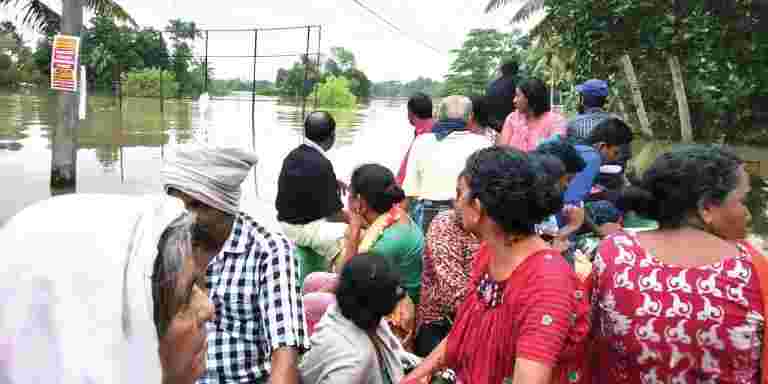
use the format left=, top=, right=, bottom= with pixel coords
left=592, top=145, right=760, bottom=383
left=402, top=146, right=583, bottom=384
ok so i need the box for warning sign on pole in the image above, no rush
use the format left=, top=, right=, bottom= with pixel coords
left=50, top=35, right=80, bottom=92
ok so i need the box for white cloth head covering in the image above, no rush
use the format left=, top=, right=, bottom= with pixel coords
left=0, top=193, right=186, bottom=384
left=162, top=146, right=259, bottom=215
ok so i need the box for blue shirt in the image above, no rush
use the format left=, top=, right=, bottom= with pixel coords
left=563, top=144, right=602, bottom=204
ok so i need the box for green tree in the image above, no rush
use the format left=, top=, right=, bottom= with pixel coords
left=122, top=68, right=178, bottom=97
left=442, top=29, right=524, bottom=97
left=309, top=75, right=357, bottom=108
left=167, top=19, right=202, bottom=97
left=345, top=68, right=371, bottom=98
left=0, top=21, right=41, bottom=87
left=80, top=16, right=142, bottom=89
left=330, top=47, right=356, bottom=72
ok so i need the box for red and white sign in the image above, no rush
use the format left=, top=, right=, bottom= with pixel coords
left=50, top=35, right=80, bottom=92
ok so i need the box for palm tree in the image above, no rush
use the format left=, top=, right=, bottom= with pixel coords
left=0, top=0, right=136, bottom=34
left=484, top=0, right=546, bottom=23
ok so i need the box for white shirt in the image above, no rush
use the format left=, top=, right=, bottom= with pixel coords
left=402, top=131, right=491, bottom=201
left=304, top=139, right=327, bottom=157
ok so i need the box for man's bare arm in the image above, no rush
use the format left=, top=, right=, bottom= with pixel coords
left=270, top=347, right=299, bottom=384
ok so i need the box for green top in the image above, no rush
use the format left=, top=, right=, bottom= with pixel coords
left=370, top=220, right=425, bottom=304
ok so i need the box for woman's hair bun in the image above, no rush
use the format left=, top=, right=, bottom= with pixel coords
left=617, top=185, right=657, bottom=219
left=384, top=184, right=406, bottom=206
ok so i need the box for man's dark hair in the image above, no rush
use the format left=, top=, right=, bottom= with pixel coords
left=518, top=78, right=551, bottom=117
left=463, top=146, right=562, bottom=235
left=336, top=252, right=404, bottom=331
left=618, top=145, right=744, bottom=229
left=582, top=94, right=607, bottom=109
left=407, top=92, right=433, bottom=119
left=587, top=117, right=634, bottom=146
left=535, top=141, right=587, bottom=174
left=470, top=95, right=494, bottom=131
left=304, top=111, right=336, bottom=143
left=501, top=61, right=519, bottom=77
left=529, top=153, right=566, bottom=185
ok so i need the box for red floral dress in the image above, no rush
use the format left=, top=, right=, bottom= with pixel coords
left=591, top=232, right=764, bottom=383
left=417, top=210, right=481, bottom=328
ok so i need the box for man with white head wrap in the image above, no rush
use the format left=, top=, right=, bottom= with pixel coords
left=0, top=193, right=214, bottom=384
left=162, top=146, right=309, bottom=384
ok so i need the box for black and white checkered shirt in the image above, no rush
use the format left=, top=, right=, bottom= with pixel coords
left=198, top=213, right=309, bottom=384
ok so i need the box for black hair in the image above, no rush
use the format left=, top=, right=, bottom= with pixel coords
left=463, top=146, right=562, bottom=235
left=534, top=141, right=587, bottom=174
left=518, top=78, right=551, bottom=117
left=618, top=145, right=744, bottom=229
left=407, top=92, right=433, bottom=119
left=350, top=163, right=406, bottom=214
left=470, top=95, right=493, bottom=130
left=528, top=153, right=567, bottom=193
left=582, top=94, right=607, bottom=109
left=336, top=252, right=404, bottom=331
left=152, top=213, right=194, bottom=338
left=305, top=111, right=336, bottom=143
left=501, top=60, right=519, bottom=77
left=587, top=117, right=634, bottom=146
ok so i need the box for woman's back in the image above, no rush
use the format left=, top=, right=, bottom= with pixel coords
left=371, top=220, right=425, bottom=304
left=299, top=304, right=406, bottom=384
left=592, top=231, right=764, bottom=383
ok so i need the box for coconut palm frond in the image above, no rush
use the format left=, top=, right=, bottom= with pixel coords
left=511, top=0, right=545, bottom=22
left=16, top=0, right=60, bottom=34
left=84, top=0, right=138, bottom=27
left=0, top=0, right=136, bottom=33
left=485, top=0, right=513, bottom=13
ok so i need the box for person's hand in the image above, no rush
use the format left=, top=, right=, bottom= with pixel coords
left=563, top=205, right=585, bottom=228
left=599, top=222, right=622, bottom=237
left=395, top=297, right=416, bottom=346
left=348, top=210, right=366, bottom=233
left=552, top=236, right=571, bottom=252
left=400, top=373, right=430, bottom=384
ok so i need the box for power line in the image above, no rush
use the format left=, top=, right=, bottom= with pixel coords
left=349, top=0, right=446, bottom=55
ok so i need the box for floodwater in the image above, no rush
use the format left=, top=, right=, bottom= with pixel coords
left=0, top=90, right=766, bottom=248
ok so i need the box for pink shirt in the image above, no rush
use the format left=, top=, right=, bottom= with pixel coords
left=498, top=111, right=566, bottom=152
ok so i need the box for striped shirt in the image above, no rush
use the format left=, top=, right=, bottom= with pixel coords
left=566, top=108, right=614, bottom=140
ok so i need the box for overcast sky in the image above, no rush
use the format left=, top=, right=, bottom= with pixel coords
left=1, top=0, right=542, bottom=82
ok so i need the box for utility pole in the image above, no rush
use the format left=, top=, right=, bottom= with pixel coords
left=50, top=0, right=82, bottom=195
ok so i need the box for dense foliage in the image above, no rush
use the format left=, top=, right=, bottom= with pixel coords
left=489, top=0, right=765, bottom=144
left=276, top=46, right=370, bottom=101
left=122, top=68, right=178, bottom=97
left=309, top=75, right=358, bottom=108
left=371, top=77, right=444, bottom=97
left=442, top=28, right=528, bottom=97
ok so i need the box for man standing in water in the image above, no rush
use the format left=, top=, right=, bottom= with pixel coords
left=163, top=147, right=309, bottom=384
